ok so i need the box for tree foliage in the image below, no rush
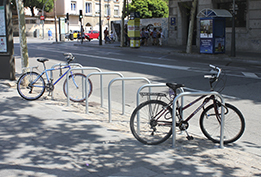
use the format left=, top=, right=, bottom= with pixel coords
left=11, top=0, right=54, bottom=16
left=128, top=0, right=169, bottom=18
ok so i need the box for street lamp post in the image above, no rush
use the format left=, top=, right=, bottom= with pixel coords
left=230, top=0, right=237, bottom=57
left=42, top=0, right=50, bottom=39
left=99, top=0, right=102, bottom=45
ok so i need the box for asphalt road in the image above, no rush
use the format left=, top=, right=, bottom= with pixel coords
left=14, top=38, right=261, bottom=156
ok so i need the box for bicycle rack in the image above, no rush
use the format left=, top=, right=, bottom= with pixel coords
left=66, top=67, right=102, bottom=106
left=171, top=91, right=225, bottom=149
left=50, top=63, right=83, bottom=99
left=85, top=72, right=124, bottom=114
left=108, top=77, right=151, bottom=122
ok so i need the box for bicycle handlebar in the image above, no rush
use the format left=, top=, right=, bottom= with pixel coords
left=209, top=64, right=221, bottom=78
left=63, top=53, right=75, bottom=64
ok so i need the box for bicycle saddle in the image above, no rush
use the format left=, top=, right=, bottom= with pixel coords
left=166, top=83, right=185, bottom=92
left=37, top=58, right=49, bottom=63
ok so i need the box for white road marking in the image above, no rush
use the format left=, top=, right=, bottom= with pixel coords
left=242, top=72, right=259, bottom=78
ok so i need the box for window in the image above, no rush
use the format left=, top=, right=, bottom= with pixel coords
left=71, top=1, right=76, bottom=11
left=216, top=0, right=247, bottom=27
left=95, top=3, right=100, bottom=16
left=105, top=4, right=110, bottom=16
left=85, top=2, right=92, bottom=15
left=114, top=5, right=119, bottom=16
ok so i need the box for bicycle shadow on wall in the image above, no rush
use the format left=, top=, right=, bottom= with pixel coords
left=0, top=92, right=260, bottom=176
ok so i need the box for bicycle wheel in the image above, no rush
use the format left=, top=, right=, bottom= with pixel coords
left=130, top=100, right=173, bottom=145
left=200, top=103, right=245, bottom=144
left=17, top=72, right=45, bottom=100
left=63, top=73, right=92, bottom=102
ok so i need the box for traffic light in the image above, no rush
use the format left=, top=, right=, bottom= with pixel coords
left=66, top=13, right=69, bottom=21
left=79, top=10, right=83, bottom=22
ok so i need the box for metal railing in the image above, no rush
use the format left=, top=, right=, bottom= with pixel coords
left=108, top=77, right=151, bottom=122
left=66, top=67, right=102, bottom=106
left=85, top=72, right=124, bottom=114
left=171, top=91, right=225, bottom=148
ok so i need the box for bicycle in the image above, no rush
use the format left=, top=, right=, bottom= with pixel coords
left=130, top=65, right=245, bottom=145
left=17, top=53, right=93, bottom=102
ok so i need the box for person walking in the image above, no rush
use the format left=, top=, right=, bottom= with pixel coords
left=158, top=29, right=165, bottom=46
left=152, top=28, right=158, bottom=45
left=48, top=29, right=52, bottom=40
left=104, top=27, right=110, bottom=43
left=140, top=28, right=147, bottom=46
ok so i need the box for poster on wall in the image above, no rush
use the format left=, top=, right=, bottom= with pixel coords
left=0, top=37, right=7, bottom=52
left=0, top=6, right=6, bottom=36
left=200, top=19, right=213, bottom=38
left=214, top=37, right=225, bottom=53
left=200, top=38, right=213, bottom=53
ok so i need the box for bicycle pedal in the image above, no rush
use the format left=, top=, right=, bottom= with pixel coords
left=186, top=136, right=194, bottom=140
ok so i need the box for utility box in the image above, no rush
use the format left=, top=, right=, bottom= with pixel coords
left=128, top=12, right=140, bottom=48
left=0, top=0, right=15, bottom=80
left=197, top=9, right=232, bottom=54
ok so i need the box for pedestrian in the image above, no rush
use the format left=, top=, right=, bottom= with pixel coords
left=104, top=27, right=110, bottom=43
left=158, top=29, right=165, bottom=46
left=110, top=31, right=114, bottom=41
left=145, top=28, right=149, bottom=46
left=48, top=29, right=52, bottom=40
left=140, top=28, right=147, bottom=46
left=152, top=28, right=157, bottom=45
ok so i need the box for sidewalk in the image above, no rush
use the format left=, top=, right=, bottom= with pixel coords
left=1, top=70, right=261, bottom=176
left=3, top=37, right=261, bottom=176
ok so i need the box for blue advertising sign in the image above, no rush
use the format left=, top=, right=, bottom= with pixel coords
left=200, top=38, right=213, bottom=53
left=170, top=17, right=176, bottom=26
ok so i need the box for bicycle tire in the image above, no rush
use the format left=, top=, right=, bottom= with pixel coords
left=17, top=71, right=45, bottom=101
left=63, top=73, right=92, bottom=102
left=130, top=100, right=173, bottom=145
left=200, top=103, right=245, bottom=144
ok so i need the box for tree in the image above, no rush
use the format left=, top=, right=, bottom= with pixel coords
left=128, top=0, right=169, bottom=18
left=186, top=0, right=198, bottom=54
left=11, top=0, right=54, bottom=17
left=16, top=0, right=29, bottom=72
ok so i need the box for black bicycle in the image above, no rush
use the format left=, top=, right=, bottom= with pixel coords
left=130, top=65, right=245, bottom=145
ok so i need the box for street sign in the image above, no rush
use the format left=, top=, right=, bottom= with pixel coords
left=40, top=16, right=45, bottom=20
left=107, top=16, right=110, bottom=20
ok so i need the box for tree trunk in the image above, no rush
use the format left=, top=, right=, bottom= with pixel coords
left=16, top=0, right=29, bottom=72
left=120, top=0, right=127, bottom=47
left=186, top=0, right=198, bottom=54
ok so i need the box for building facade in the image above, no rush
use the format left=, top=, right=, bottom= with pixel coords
left=12, top=0, right=124, bottom=38
left=168, top=0, right=261, bottom=52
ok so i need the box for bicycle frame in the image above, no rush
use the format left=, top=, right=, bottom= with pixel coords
left=154, top=94, right=217, bottom=126
left=29, top=65, right=78, bottom=88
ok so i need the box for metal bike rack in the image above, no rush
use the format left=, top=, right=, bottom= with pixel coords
left=108, top=77, right=151, bottom=123
left=50, top=63, right=83, bottom=99
left=171, top=91, right=225, bottom=149
left=85, top=72, right=124, bottom=114
left=50, top=63, right=83, bottom=80
left=66, top=67, right=102, bottom=106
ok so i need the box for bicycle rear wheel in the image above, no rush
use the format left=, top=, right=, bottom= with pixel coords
left=130, top=100, right=173, bottom=145
left=200, top=103, right=245, bottom=144
left=17, top=72, right=45, bottom=100
left=63, top=73, right=92, bottom=102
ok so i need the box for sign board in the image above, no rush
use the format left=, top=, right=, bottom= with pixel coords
left=40, top=16, right=45, bottom=20
left=0, top=6, right=7, bottom=52
left=107, top=16, right=110, bottom=20
left=170, top=17, right=176, bottom=26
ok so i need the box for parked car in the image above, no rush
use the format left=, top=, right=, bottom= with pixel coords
left=85, top=30, right=100, bottom=40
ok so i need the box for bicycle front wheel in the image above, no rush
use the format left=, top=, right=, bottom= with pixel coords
left=130, top=100, right=173, bottom=145
left=63, top=73, right=93, bottom=102
left=17, top=72, right=45, bottom=100
left=200, top=103, right=245, bottom=144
